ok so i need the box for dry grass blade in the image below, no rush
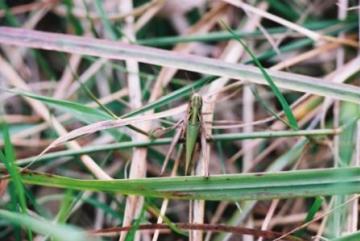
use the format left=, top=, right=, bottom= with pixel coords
left=1, top=27, right=360, bottom=103
left=0, top=55, right=111, bottom=180
left=91, top=223, right=303, bottom=241
left=36, top=105, right=186, bottom=160
left=119, top=1, right=149, bottom=240
left=273, top=196, right=360, bottom=241
left=0, top=0, right=58, bottom=17
left=223, top=0, right=359, bottom=48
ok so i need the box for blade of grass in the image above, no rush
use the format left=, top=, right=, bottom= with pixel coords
left=332, top=230, right=360, bottom=241
left=137, top=18, right=354, bottom=46
left=249, top=85, right=292, bottom=128
left=59, top=53, right=149, bottom=137
left=124, top=206, right=145, bottom=241
left=0, top=209, right=101, bottom=241
left=64, top=0, right=84, bottom=35
left=2, top=88, right=112, bottom=123
left=1, top=27, right=360, bottom=103
left=13, top=128, right=339, bottom=166
left=295, top=196, right=324, bottom=237
left=18, top=167, right=360, bottom=201
left=0, top=122, right=27, bottom=212
left=0, top=1, right=56, bottom=80
left=0, top=121, right=32, bottom=240
left=56, top=189, right=76, bottom=223
left=266, top=0, right=299, bottom=21
left=122, top=75, right=214, bottom=118
left=0, top=0, right=19, bottom=26
left=223, top=0, right=358, bottom=47
left=35, top=104, right=186, bottom=157
left=38, top=193, right=123, bottom=222
left=145, top=199, right=187, bottom=237
left=246, top=19, right=357, bottom=64
left=94, top=0, right=121, bottom=40
left=2, top=76, right=209, bottom=137
left=222, top=22, right=298, bottom=130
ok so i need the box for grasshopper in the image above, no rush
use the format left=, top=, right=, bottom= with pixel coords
left=155, top=93, right=209, bottom=176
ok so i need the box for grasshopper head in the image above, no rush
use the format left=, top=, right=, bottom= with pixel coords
left=190, top=93, right=203, bottom=110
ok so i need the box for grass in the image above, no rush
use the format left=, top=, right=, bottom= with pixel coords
left=0, top=1, right=359, bottom=241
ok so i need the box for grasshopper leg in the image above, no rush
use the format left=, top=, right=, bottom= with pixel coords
left=160, top=122, right=184, bottom=175
left=149, top=120, right=183, bottom=139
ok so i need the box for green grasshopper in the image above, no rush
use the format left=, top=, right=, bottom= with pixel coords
left=154, top=93, right=209, bottom=176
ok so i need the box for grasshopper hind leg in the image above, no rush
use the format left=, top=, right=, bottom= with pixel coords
left=160, top=123, right=184, bottom=175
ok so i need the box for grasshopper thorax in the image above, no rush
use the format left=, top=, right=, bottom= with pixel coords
left=189, top=93, right=203, bottom=124
left=190, top=93, right=203, bottom=110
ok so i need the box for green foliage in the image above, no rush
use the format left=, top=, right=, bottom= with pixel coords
left=0, top=210, right=101, bottom=241
left=20, top=167, right=360, bottom=201
left=223, top=23, right=298, bottom=130
left=0, top=121, right=31, bottom=240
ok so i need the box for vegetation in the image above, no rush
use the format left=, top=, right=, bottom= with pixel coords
left=0, top=1, right=359, bottom=241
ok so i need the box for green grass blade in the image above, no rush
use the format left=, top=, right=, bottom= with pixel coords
left=37, top=193, right=123, bottom=222
left=0, top=0, right=19, bottom=26
left=94, top=0, right=121, bottom=40
left=0, top=149, right=22, bottom=241
left=122, top=75, right=214, bottom=118
left=18, top=167, right=360, bottom=201
left=56, top=190, right=76, bottom=223
left=0, top=209, right=101, bottom=241
left=223, top=23, right=298, bottom=130
left=267, top=0, right=299, bottom=21
left=295, top=196, right=323, bottom=237
left=14, top=128, right=338, bottom=166
left=245, top=21, right=357, bottom=64
left=3, top=88, right=112, bottom=123
left=250, top=85, right=292, bottom=127
left=339, top=103, right=360, bottom=165
left=331, top=230, right=360, bottom=241
left=305, top=196, right=324, bottom=223
left=64, top=0, right=84, bottom=35
left=124, top=206, right=145, bottom=241
left=0, top=121, right=32, bottom=240
left=137, top=19, right=351, bottom=46
left=0, top=122, right=27, bottom=213
left=144, top=199, right=187, bottom=236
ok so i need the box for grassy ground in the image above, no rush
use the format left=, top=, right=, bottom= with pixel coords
left=0, top=1, right=360, bottom=241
